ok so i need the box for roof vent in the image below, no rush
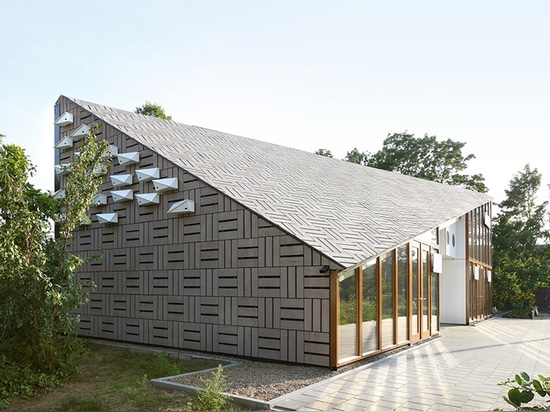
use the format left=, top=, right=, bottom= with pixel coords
left=116, top=152, right=140, bottom=166
left=54, top=112, right=74, bottom=127
left=96, top=213, right=118, bottom=224
left=110, top=174, right=133, bottom=187
left=135, top=193, right=160, bottom=206
left=136, top=167, right=160, bottom=182
left=70, top=124, right=91, bottom=140
left=54, top=136, right=74, bottom=150
left=106, top=145, right=119, bottom=157
left=167, top=199, right=195, bottom=214
left=153, top=177, right=178, bottom=192
left=53, top=189, right=65, bottom=199
left=55, top=163, right=71, bottom=175
left=111, top=189, right=133, bottom=202
left=91, top=193, right=107, bottom=206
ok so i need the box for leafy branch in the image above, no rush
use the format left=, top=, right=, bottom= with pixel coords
left=499, top=372, right=550, bottom=410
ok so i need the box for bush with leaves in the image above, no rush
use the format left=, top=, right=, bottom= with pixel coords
left=499, top=372, right=550, bottom=410
left=0, top=130, right=110, bottom=405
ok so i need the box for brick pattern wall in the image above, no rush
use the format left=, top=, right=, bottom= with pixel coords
left=56, top=97, right=333, bottom=366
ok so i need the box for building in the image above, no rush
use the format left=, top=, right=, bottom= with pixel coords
left=54, top=95, right=492, bottom=368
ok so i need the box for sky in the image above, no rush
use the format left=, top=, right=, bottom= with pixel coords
left=0, top=0, right=549, bottom=205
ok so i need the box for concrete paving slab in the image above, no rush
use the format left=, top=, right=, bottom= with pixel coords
left=271, top=316, right=550, bottom=411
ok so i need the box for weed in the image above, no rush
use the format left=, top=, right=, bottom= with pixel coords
left=122, top=374, right=157, bottom=409
left=60, top=394, right=104, bottom=411
left=193, top=365, right=230, bottom=411
left=156, top=350, right=181, bottom=377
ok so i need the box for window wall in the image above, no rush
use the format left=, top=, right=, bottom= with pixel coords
left=468, top=202, right=493, bottom=323
left=337, top=269, right=358, bottom=362
left=337, top=235, right=440, bottom=366
left=362, top=259, right=378, bottom=354
left=397, top=245, right=409, bottom=344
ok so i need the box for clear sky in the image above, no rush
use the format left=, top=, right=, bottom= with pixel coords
left=1, top=1, right=548, bottom=205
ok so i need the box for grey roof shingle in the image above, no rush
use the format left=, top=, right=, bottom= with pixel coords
left=64, top=96, right=491, bottom=268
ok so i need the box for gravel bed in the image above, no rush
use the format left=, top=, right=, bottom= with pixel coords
left=169, top=359, right=340, bottom=401
left=167, top=341, right=433, bottom=401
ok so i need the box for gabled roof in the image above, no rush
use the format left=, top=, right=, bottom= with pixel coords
left=61, top=96, right=491, bottom=268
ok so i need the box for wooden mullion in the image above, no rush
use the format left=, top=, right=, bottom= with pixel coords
left=393, top=248, right=398, bottom=346
left=407, top=243, right=413, bottom=341
left=377, top=257, right=382, bottom=351
left=357, top=266, right=363, bottom=357
left=465, top=212, right=470, bottom=324
left=329, top=270, right=339, bottom=368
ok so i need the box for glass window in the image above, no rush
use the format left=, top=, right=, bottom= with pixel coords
left=338, top=269, right=358, bottom=361
left=362, top=259, right=378, bottom=354
left=397, top=245, right=409, bottom=343
left=411, top=247, right=419, bottom=336
left=422, top=250, right=430, bottom=332
left=381, top=252, right=395, bottom=348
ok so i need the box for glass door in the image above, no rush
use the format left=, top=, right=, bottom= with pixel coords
left=421, top=248, right=431, bottom=338
left=411, top=243, right=432, bottom=340
left=410, top=245, right=420, bottom=341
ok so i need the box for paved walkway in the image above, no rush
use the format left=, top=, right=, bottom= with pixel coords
left=271, top=315, right=550, bottom=411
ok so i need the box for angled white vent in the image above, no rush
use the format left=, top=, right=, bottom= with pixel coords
left=167, top=199, right=195, bottom=214
left=80, top=216, right=92, bottom=226
left=135, top=193, right=160, bottom=206
left=93, top=164, right=108, bottom=176
left=70, top=124, right=91, bottom=139
left=54, top=136, right=73, bottom=150
left=97, top=213, right=118, bottom=224
left=110, top=174, right=133, bottom=187
left=136, top=167, right=160, bottom=182
left=117, top=152, right=140, bottom=166
left=53, top=213, right=66, bottom=222
left=55, top=163, right=71, bottom=175
left=111, top=189, right=133, bottom=202
left=153, top=177, right=178, bottom=192
left=91, top=193, right=107, bottom=206
left=53, top=189, right=65, bottom=199
left=101, top=145, right=119, bottom=159
left=54, top=112, right=74, bottom=127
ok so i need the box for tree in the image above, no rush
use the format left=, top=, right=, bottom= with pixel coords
left=344, top=147, right=369, bottom=165
left=315, top=148, right=333, bottom=158
left=366, top=132, right=488, bottom=193
left=0, top=130, right=110, bottom=402
left=492, top=164, right=550, bottom=308
left=135, top=101, right=172, bottom=120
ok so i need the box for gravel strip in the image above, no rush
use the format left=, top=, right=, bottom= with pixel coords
left=167, top=341, right=434, bottom=401
left=169, top=359, right=340, bottom=401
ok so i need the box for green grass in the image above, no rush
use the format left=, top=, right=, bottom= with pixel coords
left=4, top=342, right=224, bottom=411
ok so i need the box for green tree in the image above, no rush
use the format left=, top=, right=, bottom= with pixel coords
left=0, top=130, right=110, bottom=403
left=492, top=164, right=550, bottom=308
left=344, top=147, right=369, bottom=165
left=315, top=148, right=333, bottom=158
left=135, top=101, right=172, bottom=120
left=366, top=132, right=488, bottom=193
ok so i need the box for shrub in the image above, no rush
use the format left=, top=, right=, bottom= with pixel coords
left=499, top=372, right=550, bottom=410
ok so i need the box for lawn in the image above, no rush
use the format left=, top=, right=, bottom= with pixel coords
left=4, top=341, right=226, bottom=411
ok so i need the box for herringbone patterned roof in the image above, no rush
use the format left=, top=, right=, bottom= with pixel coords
left=64, top=96, right=491, bottom=268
